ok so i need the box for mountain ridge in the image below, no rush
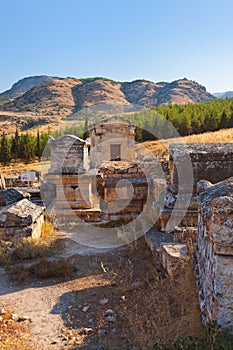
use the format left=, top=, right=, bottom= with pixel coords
left=0, top=75, right=215, bottom=134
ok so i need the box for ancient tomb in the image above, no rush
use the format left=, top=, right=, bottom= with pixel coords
left=43, top=135, right=101, bottom=222
left=90, top=116, right=136, bottom=167
left=43, top=117, right=151, bottom=224
left=195, top=177, right=233, bottom=329
left=0, top=198, right=44, bottom=242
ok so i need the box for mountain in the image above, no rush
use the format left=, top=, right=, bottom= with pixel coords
left=222, top=91, right=233, bottom=99
left=213, top=91, right=233, bottom=99
left=0, top=76, right=215, bottom=134
left=0, top=75, right=59, bottom=102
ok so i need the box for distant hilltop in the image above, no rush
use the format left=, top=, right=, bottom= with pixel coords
left=0, top=75, right=216, bottom=134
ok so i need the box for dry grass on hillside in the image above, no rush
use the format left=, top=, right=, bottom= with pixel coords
left=138, top=127, right=233, bottom=157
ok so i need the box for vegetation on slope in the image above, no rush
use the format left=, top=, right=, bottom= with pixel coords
left=126, top=97, right=233, bottom=141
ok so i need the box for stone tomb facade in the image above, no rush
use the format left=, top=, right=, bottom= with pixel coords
left=90, top=116, right=136, bottom=167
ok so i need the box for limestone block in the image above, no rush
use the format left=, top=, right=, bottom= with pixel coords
left=160, top=243, right=189, bottom=278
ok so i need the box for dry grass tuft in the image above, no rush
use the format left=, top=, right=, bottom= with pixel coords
left=0, top=221, right=58, bottom=265
left=0, top=308, right=34, bottom=350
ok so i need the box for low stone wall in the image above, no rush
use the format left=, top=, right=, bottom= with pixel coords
left=195, top=177, right=233, bottom=329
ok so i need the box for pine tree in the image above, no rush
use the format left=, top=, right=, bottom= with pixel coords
left=11, top=128, right=21, bottom=159
left=228, top=112, right=233, bottom=128
left=83, top=117, right=90, bottom=139
left=20, top=133, right=35, bottom=162
left=218, top=110, right=228, bottom=129
left=36, top=129, right=42, bottom=159
left=0, top=132, right=12, bottom=165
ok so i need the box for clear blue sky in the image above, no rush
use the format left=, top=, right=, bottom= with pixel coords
left=1, top=0, right=233, bottom=93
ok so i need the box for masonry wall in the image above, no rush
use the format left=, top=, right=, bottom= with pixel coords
left=195, top=179, right=233, bottom=329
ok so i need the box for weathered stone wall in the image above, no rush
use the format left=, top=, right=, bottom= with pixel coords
left=169, top=143, right=233, bottom=191
left=195, top=177, right=233, bottom=329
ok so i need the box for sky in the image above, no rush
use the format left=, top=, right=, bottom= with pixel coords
left=1, top=0, right=233, bottom=93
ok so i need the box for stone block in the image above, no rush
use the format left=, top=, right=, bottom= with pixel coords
left=159, top=243, right=189, bottom=278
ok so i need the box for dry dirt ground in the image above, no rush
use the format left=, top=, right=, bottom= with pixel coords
left=0, top=236, right=204, bottom=350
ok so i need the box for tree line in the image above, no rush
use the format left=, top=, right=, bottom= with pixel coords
left=0, top=129, right=50, bottom=165
left=126, top=98, right=233, bottom=141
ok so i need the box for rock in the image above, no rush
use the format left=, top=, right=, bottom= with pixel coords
left=99, top=298, right=109, bottom=305
left=131, top=280, right=142, bottom=289
left=17, top=316, right=32, bottom=323
left=164, top=191, right=177, bottom=209
left=83, top=327, right=93, bottom=335
left=82, top=306, right=90, bottom=312
left=159, top=243, right=189, bottom=278
left=11, top=313, right=18, bottom=320
left=104, top=309, right=114, bottom=316
left=0, top=307, right=6, bottom=314
left=105, top=315, right=117, bottom=323
left=197, top=179, right=213, bottom=194
left=97, top=328, right=106, bottom=336
left=0, top=316, right=3, bottom=322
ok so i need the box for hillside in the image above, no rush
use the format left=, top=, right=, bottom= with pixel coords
left=0, top=76, right=215, bottom=134
left=0, top=75, right=59, bottom=102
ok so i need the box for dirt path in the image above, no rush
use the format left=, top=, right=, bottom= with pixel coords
left=0, top=237, right=204, bottom=350
left=0, top=239, right=118, bottom=350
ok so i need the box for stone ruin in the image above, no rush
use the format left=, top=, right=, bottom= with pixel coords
left=43, top=116, right=149, bottom=225
left=41, top=117, right=233, bottom=332
left=156, top=143, right=233, bottom=232
left=0, top=188, right=44, bottom=242
left=146, top=142, right=233, bottom=331
left=195, top=177, right=233, bottom=328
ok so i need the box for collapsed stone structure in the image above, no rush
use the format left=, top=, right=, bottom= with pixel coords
left=157, top=143, right=233, bottom=232
left=146, top=142, right=233, bottom=331
left=195, top=177, right=233, bottom=328
left=0, top=198, right=44, bottom=242
left=0, top=187, right=44, bottom=242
